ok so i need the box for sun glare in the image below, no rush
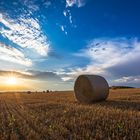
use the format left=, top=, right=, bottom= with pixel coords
left=6, top=76, right=17, bottom=85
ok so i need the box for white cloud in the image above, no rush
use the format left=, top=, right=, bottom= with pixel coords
left=78, top=40, right=131, bottom=67
left=60, top=25, right=68, bottom=35
left=61, top=76, right=73, bottom=81
left=69, top=12, right=73, bottom=24
left=66, top=0, right=85, bottom=8
left=63, top=10, right=67, bottom=17
left=114, top=76, right=135, bottom=83
left=63, top=9, right=78, bottom=28
left=75, top=38, right=140, bottom=71
left=64, top=38, right=140, bottom=86
left=113, top=76, right=140, bottom=86
left=60, top=25, right=65, bottom=32
left=0, top=43, right=32, bottom=66
left=1, top=13, right=50, bottom=56
left=63, top=9, right=74, bottom=28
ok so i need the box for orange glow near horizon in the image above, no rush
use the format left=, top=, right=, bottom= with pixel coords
left=0, top=76, right=39, bottom=91
left=0, top=75, right=61, bottom=91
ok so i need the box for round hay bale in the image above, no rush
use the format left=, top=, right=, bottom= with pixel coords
left=74, top=75, right=109, bottom=103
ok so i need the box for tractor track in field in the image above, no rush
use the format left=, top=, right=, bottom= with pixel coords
left=0, top=99, right=12, bottom=140
left=3, top=98, right=25, bottom=140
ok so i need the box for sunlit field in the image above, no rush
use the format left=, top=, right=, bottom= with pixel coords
left=0, top=89, right=139, bottom=140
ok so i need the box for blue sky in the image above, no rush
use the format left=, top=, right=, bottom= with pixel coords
left=0, top=0, right=140, bottom=90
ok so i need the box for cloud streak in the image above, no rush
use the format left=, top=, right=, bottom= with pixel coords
left=22, top=0, right=39, bottom=12
left=0, top=70, right=62, bottom=81
left=0, top=43, right=32, bottom=66
left=63, top=0, right=86, bottom=28
left=0, top=11, right=50, bottom=56
left=60, top=25, right=68, bottom=35
left=66, top=0, right=85, bottom=8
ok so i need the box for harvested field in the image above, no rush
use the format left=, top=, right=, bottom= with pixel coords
left=0, top=89, right=140, bottom=140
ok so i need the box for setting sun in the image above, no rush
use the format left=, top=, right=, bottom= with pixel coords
left=6, top=76, right=17, bottom=85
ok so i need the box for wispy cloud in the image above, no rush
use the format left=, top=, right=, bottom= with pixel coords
left=75, top=39, right=132, bottom=68
left=66, top=0, right=86, bottom=8
left=0, top=70, right=62, bottom=82
left=22, top=0, right=51, bottom=10
left=63, top=10, right=67, bottom=17
left=0, top=12, right=50, bottom=56
left=64, top=0, right=85, bottom=28
left=112, top=75, right=140, bottom=87
left=114, top=76, right=140, bottom=83
left=43, top=1, right=51, bottom=8
left=22, top=0, right=39, bottom=12
left=0, top=43, right=32, bottom=66
left=63, top=9, right=73, bottom=25
left=60, top=25, right=68, bottom=35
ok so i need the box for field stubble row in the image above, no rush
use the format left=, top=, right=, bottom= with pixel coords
left=0, top=89, right=140, bottom=140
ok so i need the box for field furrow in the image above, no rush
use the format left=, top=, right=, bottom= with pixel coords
left=0, top=89, right=140, bottom=140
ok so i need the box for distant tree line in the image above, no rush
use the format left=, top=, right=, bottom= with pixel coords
left=110, top=86, right=135, bottom=89
left=27, top=90, right=53, bottom=94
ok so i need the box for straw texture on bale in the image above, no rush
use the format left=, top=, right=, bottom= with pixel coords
left=74, top=75, right=109, bottom=103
